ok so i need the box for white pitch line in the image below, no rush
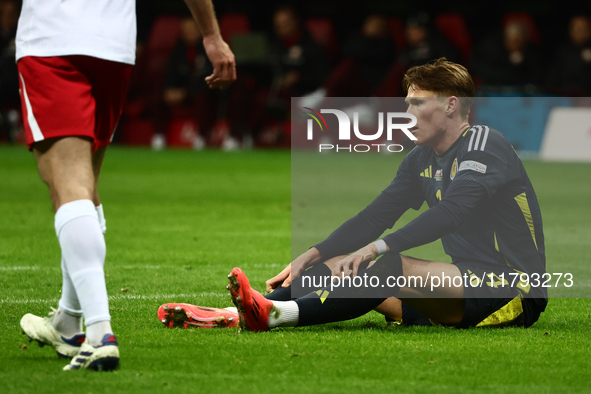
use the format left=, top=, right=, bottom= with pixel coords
left=0, top=292, right=228, bottom=305
left=0, top=266, right=43, bottom=271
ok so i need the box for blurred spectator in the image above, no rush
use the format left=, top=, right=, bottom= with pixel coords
left=270, top=5, right=330, bottom=96
left=548, top=16, right=591, bottom=96
left=158, top=17, right=237, bottom=148
left=249, top=5, right=330, bottom=146
left=303, top=13, right=459, bottom=102
left=162, top=18, right=213, bottom=109
left=399, top=13, right=460, bottom=67
left=0, top=0, right=20, bottom=142
left=160, top=17, right=265, bottom=150
left=321, top=15, right=396, bottom=97
left=471, top=20, right=543, bottom=89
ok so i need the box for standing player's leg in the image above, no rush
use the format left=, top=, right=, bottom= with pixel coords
left=34, top=136, right=114, bottom=340
left=17, top=56, right=124, bottom=370
left=34, top=136, right=119, bottom=371
left=52, top=147, right=112, bottom=345
left=21, top=136, right=113, bottom=360
left=20, top=137, right=96, bottom=357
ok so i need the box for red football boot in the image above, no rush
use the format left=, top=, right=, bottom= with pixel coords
left=158, top=303, right=238, bottom=329
left=227, top=267, right=273, bottom=332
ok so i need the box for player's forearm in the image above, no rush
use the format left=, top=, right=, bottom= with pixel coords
left=303, top=247, right=323, bottom=266
left=314, top=213, right=389, bottom=259
left=382, top=204, right=458, bottom=254
left=314, top=192, right=410, bottom=258
left=184, top=0, right=221, bottom=38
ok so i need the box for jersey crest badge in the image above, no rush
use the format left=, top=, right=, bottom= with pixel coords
left=450, top=158, right=458, bottom=180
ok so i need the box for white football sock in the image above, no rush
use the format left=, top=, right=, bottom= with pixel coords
left=58, top=256, right=82, bottom=314
left=52, top=308, right=83, bottom=337
left=268, top=300, right=299, bottom=328
left=53, top=256, right=83, bottom=336
left=96, top=204, right=106, bottom=234
left=224, top=307, right=238, bottom=314
left=55, top=200, right=112, bottom=346
left=86, top=320, right=113, bottom=346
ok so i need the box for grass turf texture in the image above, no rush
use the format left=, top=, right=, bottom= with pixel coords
left=0, top=145, right=589, bottom=393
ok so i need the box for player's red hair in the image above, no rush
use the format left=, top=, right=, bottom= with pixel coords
left=402, top=57, right=475, bottom=119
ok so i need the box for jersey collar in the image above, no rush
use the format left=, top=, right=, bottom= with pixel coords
left=436, top=126, right=472, bottom=158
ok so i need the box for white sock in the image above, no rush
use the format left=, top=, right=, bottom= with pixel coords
left=52, top=308, right=83, bottom=337
left=96, top=204, right=106, bottom=234
left=55, top=200, right=112, bottom=346
left=86, top=320, right=113, bottom=346
left=58, top=256, right=82, bottom=314
left=268, top=301, right=299, bottom=328
left=53, top=257, right=83, bottom=336
left=224, top=307, right=238, bottom=314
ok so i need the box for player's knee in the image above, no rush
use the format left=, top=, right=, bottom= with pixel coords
left=400, top=255, right=413, bottom=276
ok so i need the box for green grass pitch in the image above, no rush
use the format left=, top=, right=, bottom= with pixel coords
left=0, top=145, right=590, bottom=393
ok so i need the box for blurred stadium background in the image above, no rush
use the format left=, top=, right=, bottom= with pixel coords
left=1, top=0, right=591, bottom=155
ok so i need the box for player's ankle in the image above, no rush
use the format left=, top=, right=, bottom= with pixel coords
left=86, top=320, right=113, bottom=346
left=52, top=307, right=83, bottom=337
left=268, top=300, right=299, bottom=328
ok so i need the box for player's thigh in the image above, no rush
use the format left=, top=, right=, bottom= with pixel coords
left=33, top=136, right=95, bottom=211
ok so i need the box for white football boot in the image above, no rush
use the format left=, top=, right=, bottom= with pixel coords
left=20, top=308, right=86, bottom=358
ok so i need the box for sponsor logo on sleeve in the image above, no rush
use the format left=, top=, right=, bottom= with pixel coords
left=458, top=160, right=487, bottom=174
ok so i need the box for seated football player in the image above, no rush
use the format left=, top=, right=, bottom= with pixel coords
left=161, top=58, right=547, bottom=332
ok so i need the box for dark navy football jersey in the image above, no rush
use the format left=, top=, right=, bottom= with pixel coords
left=315, top=125, right=546, bottom=302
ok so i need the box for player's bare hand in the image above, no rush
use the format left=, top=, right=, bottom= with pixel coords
left=266, top=248, right=323, bottom=292
left=266, top=264, right=291, bottom=293
left=203, top=34, right=236, bottom=89
left=331, top=244, right=379, bottom=278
